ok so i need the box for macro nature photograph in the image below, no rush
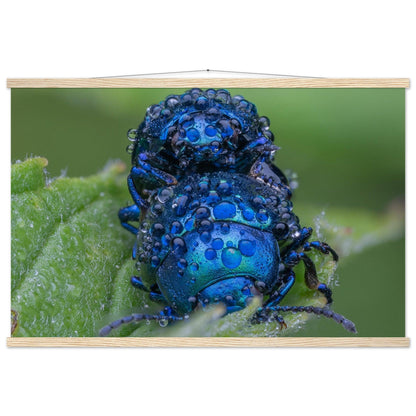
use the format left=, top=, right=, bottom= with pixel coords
left=10, top=84, right=405, bottom=339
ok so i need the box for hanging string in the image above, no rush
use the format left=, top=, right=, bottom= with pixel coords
left=92, top=68, right=324, bottom=79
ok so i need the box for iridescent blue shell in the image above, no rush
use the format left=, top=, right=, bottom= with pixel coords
left=136, top=171, right=300, bottom=314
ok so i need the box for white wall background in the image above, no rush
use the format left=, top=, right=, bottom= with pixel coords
left=1, top=1, right=414, bottom=415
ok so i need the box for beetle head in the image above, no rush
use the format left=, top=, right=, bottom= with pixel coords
left=128, top=89, right=278, bottom=173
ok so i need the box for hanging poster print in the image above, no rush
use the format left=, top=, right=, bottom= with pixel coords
left=9, top=78, right=408, bottom=346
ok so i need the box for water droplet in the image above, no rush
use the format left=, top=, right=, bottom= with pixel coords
left=190, top=262, right=199, bottom=272
left=151, top=256, right=160, bottom=267
left=152, top=203, right=163, bottom=215
left=189, top=199, right=200, bottom=210
left=198, top=219, right=213, bottom=232
left=195, top=206, right=210, bottom=219
left=258, top=116, right=270, bottom=129
left=221, top=247, right=242, bottom=269
left=172, top=237, right=187, bottom=256
left=180, top=113, right=194, bottom=128
left=186, top=128, right=200, bottom=142
left=238, top=239, right=256, bottom=257
left=209, top=141, right=221, bottom=153
left=151, top=223, right=165, bottom=237
left=166, top=96, right=180, bottom=109
left=242, top=286, right=251, bottom=296
left=200, top=231, right=212, bottom=244
left=252, top=195, right=266, bottom=207
left=205, top=125, right=217, bottom=137
left=242, top=207, right=255, bottom=221
left=225, top=295, right=234, bottom=305
left=181, top=93, right=193, bottom=105
left=256, top=209, right=269, bottom=223
left=148, top=104, right=161, bottom=119
left=205, top=248, right=217, bottom=260
left=159, top=319, right=169, bottom=328
left=153, top=241, right=162, bottom=253
left=273, top=223, right=289, bottom=239
left=215, top=90, right=231, bottom=104
left=220, top=223, right=230, bottom=234
left=157, top=187, right=173, bottom=204
left=140, top=222, right=149, bottom=234
left=195, top=96, right=209, bottom=110
left=170, top=221, right=183, bottom=235
left=198, top=178, right=210, bottom=194
left=127, top=128, right=138, bottom=141
left=206, top=191, right=220, bottom=205
left=212, top=238, right=224, bottom=250
left=217, top=181, right=232, bottom=196
left=213, top=201, right=236, bottom=220
left=255, top=281, right=267, bottom=292
left=177, top=258, right=188, bottom=269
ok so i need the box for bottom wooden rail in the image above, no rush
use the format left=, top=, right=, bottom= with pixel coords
left=7, top=337, right=410, bottom=347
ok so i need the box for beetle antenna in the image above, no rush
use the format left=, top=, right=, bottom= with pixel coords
left=99, top=312, right=185, bottom=337
left=260, top=305, right=357, bottom=333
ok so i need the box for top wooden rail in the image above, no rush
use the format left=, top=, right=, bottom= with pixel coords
left=6, top=78, right=410, bottom=88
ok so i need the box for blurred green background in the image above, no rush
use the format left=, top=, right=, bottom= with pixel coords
left=11, top=88, right=405, bottom=337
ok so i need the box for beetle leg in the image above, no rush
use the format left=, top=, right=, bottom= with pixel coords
left=118, top=204, right=140, bottom=235
left=99, top=307, right=188, bottom=337
left=127, top=172, right=148, bottom=208
left=281, top=227, right=312, bottom=255
left=148, top=292, right=167, bottom=303
left=251, top=309, right=287, bottom=330
left=283, top=250, right=333, bottom=304
left=253, top=270, right=296, bottom=327
left=265, top=270, right=296, bottom=307
left=130, top=276, right=168, bottom=304
left=282, top=227, right=338, bottom=262
left=241, top=137, right=277, bottom=159
left=127, top=161, right=176, bottom=210
left=249, top=160, right=291, bottom=195
left=130, top=276, right=150, bottom=292
left=303, top=241, right=339, bottom=261
left=135, top=153, right=178, bottom=187
left=253, top=305, right=357, bottom=333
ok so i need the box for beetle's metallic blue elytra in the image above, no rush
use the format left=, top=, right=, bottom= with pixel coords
left=100, top=88, right=356, bottom=336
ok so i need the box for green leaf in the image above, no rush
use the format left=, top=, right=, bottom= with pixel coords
left=11, top=158, right=404, bottom=337
left=11, top=158, right=135, bottom=336
left=11, top=157, right=48, bottom=194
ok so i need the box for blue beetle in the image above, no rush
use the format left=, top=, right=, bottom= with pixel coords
left=100, top=88, right=356, bottom=336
